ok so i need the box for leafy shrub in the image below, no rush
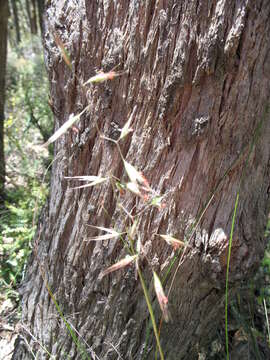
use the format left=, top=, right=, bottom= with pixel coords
left=1, top=37, right=52, bottom=301
left=0, top=182, right=47, bottom=301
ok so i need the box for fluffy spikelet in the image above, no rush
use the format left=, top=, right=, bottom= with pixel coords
left=153, top=271, right=170, bottom=322
left=102, top=255, right=138, bottom=277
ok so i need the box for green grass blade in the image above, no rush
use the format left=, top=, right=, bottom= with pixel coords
left=137, top=268, right=165, bottom=360
left=44, top=280, right=91, bottom=360
left=225, top=115, right=264, bottom=359
left=225, top=193, right=239, bottom=359
left=263, top=298, right=270, bottom=347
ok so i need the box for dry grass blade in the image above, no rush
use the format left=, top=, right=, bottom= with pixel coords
left=118, top=106, right=137, bottom=141
left=104, top=341, right=124, bottom=360
left=158, top=234, right=188, bottom=250
left=153, top=271, right=170, bottom=323
left=85, top=225, right=124, bottom=241
left=67, top=320, right=101, bottom=360
left=123, top=160, right=150, bottom=189
left=126, top=182, right=142, bottom=197
left=117, top=203, right=133, bottom=220
left=84, top=71, right=125, bottom=85
left=70, top=181, right=106, bottom=190
left=44, top=106, right=89, bottom=146
left=53, top=32, right=72, bottom=70
left=65, top=175, right=108, bottom=189
left=21, top=324, right=54, bottom=358
left=126, top=182, right=150, bottom=201
left=65, top=175, right=104, bottom=181
left=102, top=255, right=137, bottom=277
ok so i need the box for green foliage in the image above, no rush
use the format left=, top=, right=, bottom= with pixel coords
left=5, top=36, right=53, bottom=184
left=259, top=250, right=270, bottom=306
left=1, top=36, right=52, bottom=302
left=0, top=182, right=48, bottom=301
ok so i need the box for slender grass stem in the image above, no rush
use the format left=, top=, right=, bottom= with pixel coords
left=21, top=324, right=53, bottom=358
left=263, top=298, right=270, bottom=347
left=225, top=115, right=264, bottom=359
left=225, top=193, right=239, bottom=359
left=137, top=267, right=164, bottom=360
left=40, top=269, right=91, bottom=360
left=46, top=283, right=90, bottom=359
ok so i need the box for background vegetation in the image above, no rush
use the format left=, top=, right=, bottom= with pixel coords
left=0, top=0, right=51, bottom=309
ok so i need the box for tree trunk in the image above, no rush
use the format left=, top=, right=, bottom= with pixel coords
left=10, top=0, right=21, bottom=43
left=14, top=0, right=270, bottom=359
left=36, top=0, right=44, bottom=35
left=30, top=0, right=38, bottom=34
left=0, top=0, right=9, bottom=206
left=25, top=0, right=37, bottom=35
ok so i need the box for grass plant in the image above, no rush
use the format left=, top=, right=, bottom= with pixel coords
left=4, top=33, right=270, bottom=359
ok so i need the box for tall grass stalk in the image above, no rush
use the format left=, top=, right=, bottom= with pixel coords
left=263, top=298, right=270, bottom=347
left=137, top=267, right=165, bottom=360
left=225, top=115, right=264, bottom=359
left=67, top=320, right=100, bottom=360
left=41, top=271, right=91, bottom=360
left=21, top=324, right=54, bottom=358
left=225, top=193, right=239, bottom=359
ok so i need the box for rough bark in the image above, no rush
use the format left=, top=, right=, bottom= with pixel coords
left=0, top=0, right=9, bottom=206
left=14, top=0, right=270, bottom=359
